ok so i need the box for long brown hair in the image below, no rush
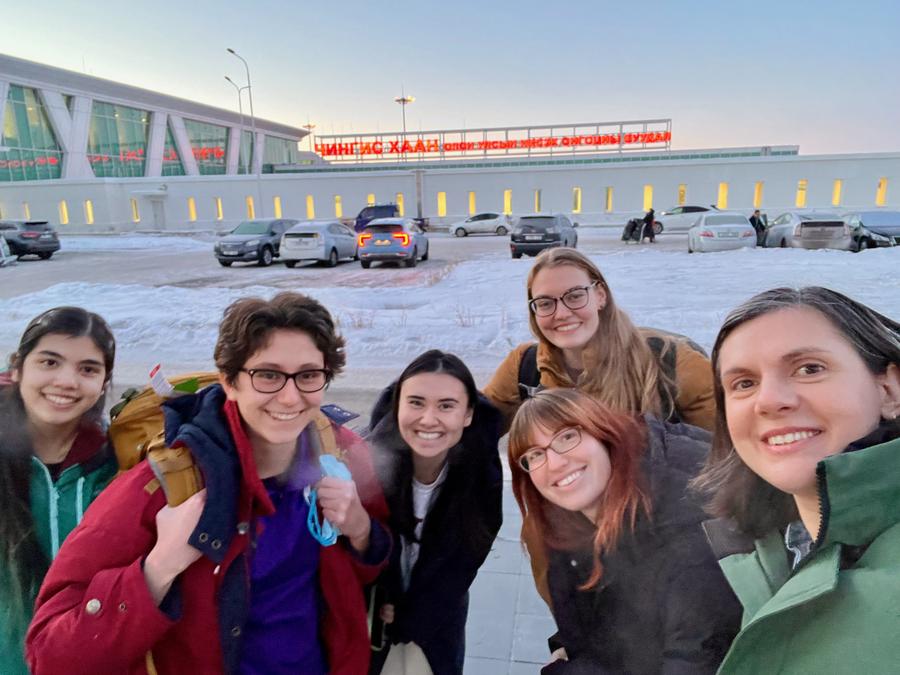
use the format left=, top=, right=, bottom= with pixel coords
left=508, top=388, right=651, bottom=589
left=693, top=286, right=900, bottom=537
left=526, top=248, right=673, bottom=417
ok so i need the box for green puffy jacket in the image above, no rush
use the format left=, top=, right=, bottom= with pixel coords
left=0, top=443, right=116, bottom=675
left=707, top=432, right=900, bottom=674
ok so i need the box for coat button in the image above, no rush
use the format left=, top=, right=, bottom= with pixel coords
left=231, top=626, right=242, bottom=638
left=211, top=539, right=222, bottom=550
left=118, top=602, right=128, bottom=612
left=85, top=598, right=102, bottom=615
left=198, top=532, right=209, bottom=543
left=236, top=522, right=249, bottom=535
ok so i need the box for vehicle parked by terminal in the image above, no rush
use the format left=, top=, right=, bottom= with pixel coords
left=214, top=218, right=297, bottom=267
left=280, top=220, right=358, bottom=268
left=509, top=213, right=578, bottom=258
left=655, top=205, right=715, bottom=232
left=687, top=212, right=757, bottom=253
left=449, top=212, right=512, bottom=237
left=357, top=218, right=429, bottom=268
left=844, top=210, right=900, bottom=250
left=762, top=211, right=850, bottom=250
left=353, top=203, right=429, bottom=232
left=0, top=220, right=61, bottom=259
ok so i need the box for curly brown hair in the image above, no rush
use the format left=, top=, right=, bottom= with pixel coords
left=214, top=292, right=345, bottom=383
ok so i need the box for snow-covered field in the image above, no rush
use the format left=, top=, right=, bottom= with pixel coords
left=1, top=237, right=898, bottom=387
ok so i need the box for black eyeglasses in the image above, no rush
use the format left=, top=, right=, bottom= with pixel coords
left=518, top=426, right=582, bottom=472
left=240, top=368, right=331, bottom=394
left=528, top=281, right=599, bottom=317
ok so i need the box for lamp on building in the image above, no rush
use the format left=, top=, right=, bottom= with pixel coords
left=227, top=47, right=263, bottom=215
left=394, top=90, right=415, bottom=137
left=302, top=122, right=316, bottom=153
left=224, top=75, right=249, bottom=173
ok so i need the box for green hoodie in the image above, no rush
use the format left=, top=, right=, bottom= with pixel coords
left=711, top=432, right=900, bottom=674
left=0, top=443, right=116, bottom=675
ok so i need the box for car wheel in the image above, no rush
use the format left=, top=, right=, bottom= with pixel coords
left=454, top=228, right=467, bottom=237
left=406, top=248, right=418, bottom=267
left=654, top=222, right=663, bottom=235
left=258, top=246, right=274, bottom=266
left=38, top=252, right=53, bottom=260
left=285, top=260, right=297, bottom=268
left=218, top=259, right=233, bottom=267
left=780, top=239, right=787, bottom=248
left=859, top=239, right=870, bottom=251
left=496, top=225, right=508, bottom=236
left=327, top=248, right=338, bottom=267
left=361, top=260, right=371, bottom=269
left=512, top=250, right=522, bottom=259
left=421, top=244, right=429, bottom=261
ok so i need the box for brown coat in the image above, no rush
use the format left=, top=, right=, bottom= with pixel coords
left=484, top=328, right=716, bottom=604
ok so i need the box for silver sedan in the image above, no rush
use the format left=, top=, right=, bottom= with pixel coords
left=688, top=213, right=757, bottom=253
left=763, top=211, right=850, bottom=250
left=280, top=220, right=358, bottom=268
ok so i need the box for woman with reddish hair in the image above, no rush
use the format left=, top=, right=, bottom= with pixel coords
left=508, top=388, right=740, bottom=674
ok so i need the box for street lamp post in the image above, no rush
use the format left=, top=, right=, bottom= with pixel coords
left=224, top=75, right=249, bottom=173
left=394, top=90, right=415, bottom=160
left=302, top=122, right=316, bottom=153
left=227, top=48, right=263, bottom=216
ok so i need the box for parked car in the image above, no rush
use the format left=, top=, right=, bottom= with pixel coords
left=687, top=212, right=757, bottom=253
left=656, top=205, right=715, bottom=233
left=449, top=212, right=512, bottom=237
left=0, top=220, right=61, bottom=259
left=762, top=211, right=849, bottom=250
left=281, top=220, right=358, bottom=268
left=510, top=214, right=578, bottom=258
left=214, top=218, right=297, bottom=267
left=844, top=210, right=900, bottom=251
left=357, top=218, right=429, bottom=268
left=353, top=203, right=429, bottom=232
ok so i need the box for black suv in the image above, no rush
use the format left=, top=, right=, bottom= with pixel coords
left=510, top=214, right=578, bottom=258
left=214, top=218, right=298, bottom=267
left=0, top=220, right=61, bottom=260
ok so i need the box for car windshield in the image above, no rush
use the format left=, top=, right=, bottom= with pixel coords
left=861, top=211, right=900, bottom=227
left=365, top=224, right=403, bottom=234
left=231, top=221, right=270, bottom=235
left=22, top=221, right=51, bottom=231
left=517, top=217, right=554, bottom=230
left=705, top=215, right=748, bottom=226
left=798, top=213, right=838, bottom=221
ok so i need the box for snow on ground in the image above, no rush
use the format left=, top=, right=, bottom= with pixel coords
left=58, top=234, right=213, bottom=252
left=1, top=245, right=898, bottom=386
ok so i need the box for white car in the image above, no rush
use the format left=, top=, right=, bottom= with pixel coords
left=280, top=220, right=358, bottom=268
left=449, top=212, right=512, bottom=237
left=656, top=205, right=715, bottom=233
left=688, top=213, right=757, bottom=253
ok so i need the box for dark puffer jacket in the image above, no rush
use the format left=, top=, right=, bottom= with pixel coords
left=366, top=385, right=504, bottom=675
left=542, top=416, right=741, bottom=674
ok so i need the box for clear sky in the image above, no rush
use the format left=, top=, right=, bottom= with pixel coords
left=5, top=0, right=899, bottom=154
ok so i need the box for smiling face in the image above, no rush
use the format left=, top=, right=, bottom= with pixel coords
left=526, top=423, right=612, bottom=522
left=530, top=264, right=607, bottom=358
left=221, top=329, right=325, bottom=457
left=718, top=306, right=900, bottom=501
left=12, top=333, right=108, bottom=432
left=397, top=372, right=473, bottom=467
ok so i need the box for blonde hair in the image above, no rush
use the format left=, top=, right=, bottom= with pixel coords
left=526, top=248, right=671, bottom=417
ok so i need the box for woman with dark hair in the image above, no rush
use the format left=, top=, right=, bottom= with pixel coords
left=27, top=292, right=391, bottom=675
left=1, top=307, right=117, bottom=675
left=367, top=350, right=503, bottom=675
left=695, top=287, right=900, bottom=673
left=508, top=388, right=740, bottom=674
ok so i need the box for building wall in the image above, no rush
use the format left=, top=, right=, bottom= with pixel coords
left=1, top=151, right=895, bottom=231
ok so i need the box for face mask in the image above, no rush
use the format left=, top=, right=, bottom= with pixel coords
left=305, top=454, right=351, bottom=546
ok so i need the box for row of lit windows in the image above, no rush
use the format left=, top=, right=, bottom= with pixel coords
left=4, top=176, right=890, bottom=225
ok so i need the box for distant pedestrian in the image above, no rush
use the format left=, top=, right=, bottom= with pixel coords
left=642, top=208, right=656, bottom=243
left=749, top=209, right=765, bottom=246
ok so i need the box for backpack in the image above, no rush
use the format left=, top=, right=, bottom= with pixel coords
left=108, top=372, right=341, bottom=506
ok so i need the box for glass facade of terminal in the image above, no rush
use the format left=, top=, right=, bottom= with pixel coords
left=183, top=119, right=227, bottom=175
left=238, top=129, right=253, bottom=174
left=1, top=84, right=63, bottom=182
left=162, top=125, right=185, bottom=176
left=88, top=101, right=150, bottom=178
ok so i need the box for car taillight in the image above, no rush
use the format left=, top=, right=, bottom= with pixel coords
left=793, top=224, right=802, bottom=237
left=358, top=233, right=372, bottom=247
left=741, top=230, right=754, bottom=237
left=698, top=230, right=714, bottom=238
left=21, top=231, right=40, bottom=238
left=392, top=233, right=410, bottom=247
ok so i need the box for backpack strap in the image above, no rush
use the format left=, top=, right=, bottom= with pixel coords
left=517, top=343, right=542, bottom=401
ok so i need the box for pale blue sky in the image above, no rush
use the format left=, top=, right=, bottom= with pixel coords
left=5, top=0, right=899, bottom=153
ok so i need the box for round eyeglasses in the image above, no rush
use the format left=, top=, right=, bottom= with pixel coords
left=241, top=367, right=330, bottom=394
left=528, top=281, right=599, bottom=317
left=518, top=426, right=582, bottom=472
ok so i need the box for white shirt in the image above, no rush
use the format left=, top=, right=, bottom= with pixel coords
left=399, top=462, right=449, bottom=591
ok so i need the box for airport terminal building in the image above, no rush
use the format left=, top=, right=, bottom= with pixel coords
left=1, top=53, right=897, bottom=231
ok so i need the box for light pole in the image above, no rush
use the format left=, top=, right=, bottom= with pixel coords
left=224, top=75, right=249, bottom=173
left=302, top=122, right=316, bottom=153
left=227, top=48, right=263, bottom=216
left=394, top=91, right=415, bottom=137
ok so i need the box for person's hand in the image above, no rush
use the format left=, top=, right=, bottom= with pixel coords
left=548, top=647, right=568, bottom=664
left=315, top=476, right=371, bottom=552
left=379, top=603, right=395, bottom=624
left=144, top=489, right=206, bottom=604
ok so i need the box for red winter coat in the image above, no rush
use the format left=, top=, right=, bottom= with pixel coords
left=26, top=388, right=389, bottom=675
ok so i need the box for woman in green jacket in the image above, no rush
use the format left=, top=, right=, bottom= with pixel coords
left=0, top=307, right=117, bottom=675
left=696, top=287, right=900, bottom=674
